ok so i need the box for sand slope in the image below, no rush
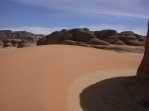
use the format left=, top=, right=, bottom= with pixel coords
left=0, top=45, right=145, bottom=111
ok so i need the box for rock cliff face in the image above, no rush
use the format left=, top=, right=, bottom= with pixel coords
left=137, top=22, right=149, bottom=80
left=132, top=22, right=149, bottom=108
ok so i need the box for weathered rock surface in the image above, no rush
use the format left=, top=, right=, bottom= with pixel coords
left=94, top=29, right=117, bottom=40
left=36, top=37, right=46, bottom=46
left=88, top=38, right=110, bottom=45
left=124, top=22, right=149, bottom=109
left=45, top=30, right=73, bottom=44
left=137, top=22, right=149, bottom=79
left=0, top=28, right=145, bottom=50
left=69, top=28, right=95, bottom=42
left=37, top=28, right=145, bottom=47
left=46, top=31, right=62, bottom=44
left=0, top=30, right=45, bottom=46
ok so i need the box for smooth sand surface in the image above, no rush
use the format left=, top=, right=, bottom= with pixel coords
left=0, top=45, right=147, bottom=111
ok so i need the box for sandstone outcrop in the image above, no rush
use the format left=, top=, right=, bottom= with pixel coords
left=46, top=30, right=73, bottom=44
left=88, top=38, right=110, bottom=45
left=0, top=30, right=45, bottom=43
left=118, top=31, right=144, bottom=46
left=36, top=37, right=46, bottom=46
left=69, top=28, right=95, bottom=42
left=125, top=22, right=149, bottom=109
left=94, top=29, right=117, bottom=40
left=37, top=28, right=145, bottom=47
left=137, top=22, right=149, bottom=79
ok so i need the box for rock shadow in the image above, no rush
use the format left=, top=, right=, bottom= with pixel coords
left=80, top=76, right=148, bottom=111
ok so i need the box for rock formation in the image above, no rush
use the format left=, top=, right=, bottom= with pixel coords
left=136, top=22, right=149, bottom=108
left=0, top=30, right=45, bottom=48
left=137, top=22, right=149, bottom=80
left=37, top=28, right=145, bottom=47
left=36, top=37, right=46, bottom=46
left=69, top=28, right=95, bottom=42
left=125, top=22, right=149, bottom=108
left=88, top=38, right=110, bottom=45
left=0, top=30, right=45, bottom=44
left=94, top=29, right=117, bottom=40
left=0, top=28, right=145, bottom=50
left=118, top=31, right=144, bottom=46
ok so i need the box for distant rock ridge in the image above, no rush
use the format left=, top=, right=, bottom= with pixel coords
left=36, top=28, right=145, bottom=46
left=0, top=29, right=145, bottom=49
left=0, top=30, right=45, bottom=42
left=0, top=30, right=45, bottom=48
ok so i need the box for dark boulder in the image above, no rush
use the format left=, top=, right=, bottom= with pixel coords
left=123, top=39, right=144, bottom=46
left=119, top=35, right=137, bottom=40
left=94, top=29, right=117, bottom=40
left=88, top=38, right=110, bottom=45
left=103, top=35, right=125, bottom=45
left=46, top=30, right=73, bottom=44
left=46, top=31, right=62, bottom=44
left=69, top=28, right=96, bottom=42
left=36, top=37, right=46, bottom=46
left=135, top=34, right=146, bottom=42
left=61, top=31, right=73, bottom=41
left=117, top=31, right=144, bottom=46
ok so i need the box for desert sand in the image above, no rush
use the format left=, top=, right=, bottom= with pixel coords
left=0, top=45, right=148, bottom=111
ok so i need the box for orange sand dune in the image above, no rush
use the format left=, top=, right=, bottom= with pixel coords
left=0, top=45, right=145, bottom=111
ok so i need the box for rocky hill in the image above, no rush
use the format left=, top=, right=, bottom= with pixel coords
left=0, top=28, right=145, bottom=51
left=0, top=30, right=45, bottom=42
left=0, top=30, right=45, bottom=48
left=37, top=28, right=145, bottom=46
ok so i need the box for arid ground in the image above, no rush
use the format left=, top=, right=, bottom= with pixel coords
left=0, top=45, right=148, bottom=111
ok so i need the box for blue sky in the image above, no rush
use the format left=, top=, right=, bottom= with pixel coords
left=0, top=0, right=149, bottom=35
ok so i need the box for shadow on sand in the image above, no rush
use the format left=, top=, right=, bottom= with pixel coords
left=80, top=76, right=148, bottom=111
